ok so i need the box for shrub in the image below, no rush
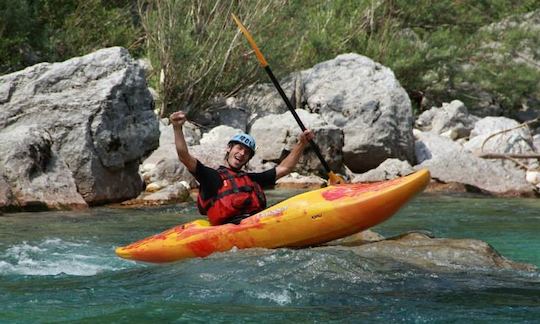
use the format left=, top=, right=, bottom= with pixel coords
left=0, top=0, right=141, bottom=74
left=138, top=0, right=292, bottom=118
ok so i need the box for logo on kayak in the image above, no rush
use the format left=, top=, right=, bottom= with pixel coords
left=311, top=213, right=322, bottom=220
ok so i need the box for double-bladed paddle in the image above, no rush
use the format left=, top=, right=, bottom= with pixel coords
left=231, top=14, right=346, bottom=185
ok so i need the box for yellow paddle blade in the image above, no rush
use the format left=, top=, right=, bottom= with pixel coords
left=231, top=14, right=268, bottom=67
left=328, top=171, right=347, bottom=185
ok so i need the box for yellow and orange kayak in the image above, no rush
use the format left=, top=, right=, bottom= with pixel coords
left=116, top=169, right=430, bottom=263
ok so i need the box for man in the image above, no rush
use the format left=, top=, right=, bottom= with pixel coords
left=170, top=111, right=314, bottom=225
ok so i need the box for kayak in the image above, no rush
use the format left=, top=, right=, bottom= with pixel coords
left=116, top=168, right=430, bottom=263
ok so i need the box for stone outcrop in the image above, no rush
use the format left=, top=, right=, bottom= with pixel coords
left=340, top=232, right=537, bottom=272
left=415, top=100, right=479, bottom=140
left=3, top=44, right=539, bottom=211
left=226, top=53, right=415, bottom=173
left=414, top=130, right=533, bottom=195
left=0, top=126, right=87, bottom=210
left=300, top=54, right=415, bottom=172
left=410, top=101, right=539, bottom=195
left=352, top=158, right=415, bottom=183
left=0, top=47, right=159, bottom=210
left=139, top=120, right=201, bottom=191
left=250, top=109, right=343, bottom=174
left=465, top=116, right=536, bottom=165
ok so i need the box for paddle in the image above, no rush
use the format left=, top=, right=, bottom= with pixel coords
left=231, top=14, right=346, bottom=185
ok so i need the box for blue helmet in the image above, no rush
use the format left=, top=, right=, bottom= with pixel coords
left=229, top=133, right=256, bottom=154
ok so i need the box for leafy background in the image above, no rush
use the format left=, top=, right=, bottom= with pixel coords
left=1, top=0, right=538, bottom=118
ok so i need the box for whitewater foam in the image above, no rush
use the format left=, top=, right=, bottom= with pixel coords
left=0, top=238, right=126, bottom=276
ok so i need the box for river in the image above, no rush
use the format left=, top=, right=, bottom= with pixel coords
left=1, top=191, right=539, bottom=323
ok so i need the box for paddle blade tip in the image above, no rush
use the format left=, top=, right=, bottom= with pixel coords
left=328, top=172, right=347, bottom=185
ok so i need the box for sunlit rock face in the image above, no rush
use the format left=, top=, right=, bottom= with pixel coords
left=0, top=47, right=159, bottom=210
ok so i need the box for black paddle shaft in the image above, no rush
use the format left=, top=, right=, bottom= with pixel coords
left=263, top=66, right=332, bottom=174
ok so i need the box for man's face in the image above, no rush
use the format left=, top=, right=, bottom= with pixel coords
left=227, top=143, right=252, bottom=169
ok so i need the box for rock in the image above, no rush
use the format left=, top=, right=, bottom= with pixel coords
left=143, top=158, right=195, bottom=191
left=345, top=232, right=536, bottom=272
left=326, top=229, right=385, bottom=246
left=145, top=182, right=163, bottom=192
left=415, top=107, right=438, bottom=130
left=199, top=125, right=240, bottom=147
left=301, top=53, right=415, bottom=172
left=415, top=100, right=478, bottom=139
left=250, top=109, right=344, bottom=174
left=526, top=170, right=540, bottom=186
left=414, top=130, right=534, bottom=195
left=465, top=116, right=538, bottom=171
left=534, top=134, right=540, bottom=149
left=236, top=83, right=293, bottom=127
left=136, top=57, right=153, bottom=76
left=139, top=120, right=200, bottom=191
left=424, top=181, right=471, bottom=194
left=0, top=47, right=159, bottom=210
left=352, top=158, right=414, bottom=182
left=157, top=118, right=201, bottom=147
left=0, top=125, right=87, bottom=211
left=189, top=125, right=245, bottom=170
left=275, top=173, right=325, bottom=189
left=142, top=182, right=190, bottom=203
left=0, top=176, right=13, bottom=210
left=465, top=116, right=534, bottom=153
left=233, top=54, right=415, bottom=173
left=206, top=97, right=251, bottom=130
left=121, top=181, right=191, bottom=207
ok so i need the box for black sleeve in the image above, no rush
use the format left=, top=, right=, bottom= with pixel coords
left=248, top=167, right=277, bottom=189
left=192, top=160, right=222, bottom=200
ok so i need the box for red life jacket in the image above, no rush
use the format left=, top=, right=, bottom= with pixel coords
left=197, top=166, right=267, bottom=225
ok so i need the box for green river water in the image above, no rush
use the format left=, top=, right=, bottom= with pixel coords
left=1, top=191, right=539, bottom=323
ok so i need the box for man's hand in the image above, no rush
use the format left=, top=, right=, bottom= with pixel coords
left=275, top=129, right=315, bottom=180
left=170, top=111, right=187, bottom=128
left=170, top=110, right=197, bottom=172
left=298, top=129, right=315, bottom=146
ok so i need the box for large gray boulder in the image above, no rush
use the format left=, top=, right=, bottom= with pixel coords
left=250, top=109, right=344, bottom=174
left=415, top=130, right=534, bottom=195
left=301, top=54, right=415, bottom=172
left=0, top=47, right=159, bottom=210
left=228, top=53, right=415, bottom=174
left=0, top=126, right=87, bottom=210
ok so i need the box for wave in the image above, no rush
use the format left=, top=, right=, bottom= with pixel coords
left=0, top=238, right=132, bottom=276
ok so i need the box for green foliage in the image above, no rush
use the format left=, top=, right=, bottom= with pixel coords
left=1, top=0, right=538, bottom=116
left=365, top=0, right=540, bottom=112
left=462, top=15, right=540, bottom=112
left=0, top=0, right=42, bottom=73
left=0, top=0, right=141, bottom=74
left=49, top=0, right=141, bottom=60
left=138, top=0, right=289, bottom=117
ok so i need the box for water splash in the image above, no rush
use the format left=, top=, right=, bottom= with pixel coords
left=0, top=238, right=129, bottom=276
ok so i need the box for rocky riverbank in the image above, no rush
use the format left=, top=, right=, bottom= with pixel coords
left=1, top=47, right=539, bottom=212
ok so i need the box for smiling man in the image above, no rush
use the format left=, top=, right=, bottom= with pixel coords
left=170, top=111, right=314, bottom=225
